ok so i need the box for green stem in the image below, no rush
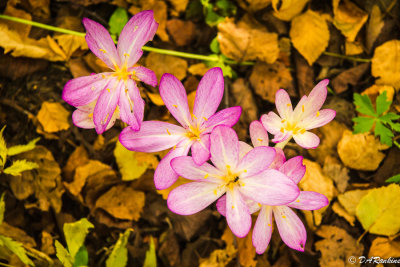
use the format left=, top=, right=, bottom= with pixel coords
left=0, top=14, right=254, bottom=65
left=322, top=51, right=371, bottom=63
left=274, top=137, right=292, bottom=150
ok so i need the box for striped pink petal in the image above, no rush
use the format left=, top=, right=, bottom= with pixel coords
left=303, top=109, right=336, bottom=130
left=279, top=156, right=305, bottom=184
left=239, top=141, right=253, bottom=159
left=72, top=109, right=95, bottom=129
left=217, top=195, right=260, bottom=217
left=252, top=205, right=273, bottom=254
left=250, top=120, right=269, bottom=147
left=83, top=18, right=120, bottom=69
left=118, top=79, right=144, bottom=130
left=202, top=106, right=242, bottom=133
left=275, top=89, right=293, bottom=119
left=226, top=188, right=252, bottom=238
left=287, top=191, right=329, bottom=210
left=293, top=131, right=320, bottom=149
left=170, top=156, right=223, bottom=183
left=260, top=112, right=283, bottom=135
left=273, top=206, right=306, bottom=251
left=236, top=146, right=276, bottom=178
left=269, top=148, right=286, bottom=169
left=132, top=66, right=157, bottom=87
left=191, top=134, right=211, bottom=165
left=210, top=126, right=239, bottom=172
left=303, top=79, right=329, bottom=117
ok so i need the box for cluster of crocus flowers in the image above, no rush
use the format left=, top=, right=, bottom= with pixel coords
left=62, top=10, right=158, bottom=134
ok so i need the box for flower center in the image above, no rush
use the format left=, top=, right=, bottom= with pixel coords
left=224, top=165, right=244, bottom=190
left=280, top=121, right=306, bottom=135
left=113, top=65, right=131, bottom=82
left=186, top=125, right=202, bottom=141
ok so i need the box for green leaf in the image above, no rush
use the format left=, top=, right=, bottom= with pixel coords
left=352, top=117, right=375, bottom=133
left=73, top=245, right=89, bottom=267
left=143, top=236, right=157, bottom=267
left=205, top=57, right=234, bottom=78
left=7, top=137, right=40, bottom=156
left=0, top=126, right=7, bottom=169
left=210, top=37, right=220, bottom=54
left=376, top=91, right=392, bottom=115
left=353, top=93, right=376, bottom=117
left=106, top=229, right=133, bottom=267
left=0, top=235, right=34, bottom=266
left=379, top=112, right=400, bottom=123
left=389, top=122, right=400, bottom=132
left=216, top=0, right=236, bottom=16
left=3, top=160, right=38, bottom=176
left=55, top=240, right=73, bottom=267
left=374, top=121, right=393, bottom=146
left=0, top=193, right=5, bottom=225
left=386, top=174, right=400, bottom=183
left=109, top=7, right=129, bottom=36
left=64, top=218, right=94, bottom=260
left=204, top=6, right=224, bottom=26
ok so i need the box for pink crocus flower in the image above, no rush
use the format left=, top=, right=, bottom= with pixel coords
left=62, top=11, right=158, bottom=134
left=167, top=125, right=300, bottom=237
left=261, top=80, right=336, bottom=149
left=119, top=67, right=242, bottom=190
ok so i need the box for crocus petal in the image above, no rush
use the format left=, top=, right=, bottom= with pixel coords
left=260, top=112, right=283, bottom=135
left=273, top=206, right=307, bottom=252
left=159, top=73, right=192, bottom=128
left=132, top=66, right=157, bottom=87
left=303, top=79, right=329, bottom=117
left=303, top=109, right=336, bottom=130
left=279, top=156, right=305, bottom=184
left=287, top=191, right=329, bottom=210
left=119, top=121, right=186, bottom=152
left=83, top=18, right=120, bottom=69
left=167, top=181, right=225, bottom=215
left=239, top=169, right=299, bottom=206
left=253, top=205, right=273, bottom=254
left=72, top=109, right=95, bottom=129
left=154, top=141, right=192, bottom=190
left=191, top=134, right=211, bottom=165
left=275, top=89, right=293, bottom=119
left=250, top=120, right=269, bottom=147
left=293, top=131, right=320, bottom=149
left=210, top=126, right=239, bottom=172
left=118, top=79, right=144, bottom=130
left=271, top=131, right=291, bottom=143
left=117, top=10, right=158, bottom=66
left=62, top=73, right=110, bottom=107
left=269, top=148, right=286, bottom=169
left=93, top=79, right=121, bottom=134
left=216, top=195, right=226, bottom=216
left=202, top=106, right=242, bottom=133
left=239, top=141, right=253, bottom=159
left=193, top=67, right=224, bottom=125
left=292, top=95, right=308, bottom=119
left=170, top=156, right=223, bottom=183
left=226, top=188, right=252, bottom=238
left=236, top=147, right=276, bottom=177
left=217, top=195, right=260, bottom=217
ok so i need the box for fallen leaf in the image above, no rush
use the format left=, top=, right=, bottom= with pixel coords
left=157, top=177, right=191, bottom=200
left=290, top=10, right=330, bottom=65
left=63, top=218, right=94, bottom=260
left=93, top=135, right=105, bottom=151
left=41, top=231, right=55, bottom=255
left=332, top=0, right=368, bottom=42
left=345, top=41, right=363, bottom=55
left=272, top=0, right=309, bottom=21
left=166, top=19, right=195, bottom=46
left=146, top=92, right=165, bottom=106
left=337, top=130, right=387, bottom=171
left=294, top=50, right=314, bottom=96
left=222, top=227, right=257, bottom=267
left=218, top=18, right=279, bottom=64
left=249, top=61, right=293, bottom=103
left=361, top=84, right=395, bottom=106
left=4, top=0, right=32, bottom=37
left=169, top=209, right=213, bottom=241
left=237, top=0, right=272, bottom=12
left=299, top=159, right=337, bottom=229
left=366, top=5, right=384, bottom=53
left=62, top=146, right=89, bottom=182
left=159, top=231, right=180, bottom=266
left=332, top=202, right=356, bottom=226
left=331, top=63, right=369, bottom=93
left=199, top=244, right=237, bottom=267
left=323, top=157, right=350, bottom=193
left=114, top=141, right=158, bottom=181
left=145, top=52, right=188, bottom=81
left=337, top=189, right=368, bottom=217
left=95, top=184, right=145, bottom=221
left=37, top=102, right=70, bottom=133
left=371, top=40, right=400, bottom=89
left=368, top=237, right=400, bottom=258
left=356, top=184, right=400, bottom=236
left=105, top=228, right=132, bottom=267
left=188, top=63, right=210, bottom=76
left=315, top=225, right=364, bottom=267
left=53, top=34, right=88, bottom=60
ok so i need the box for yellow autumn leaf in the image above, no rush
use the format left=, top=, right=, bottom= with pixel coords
left=369, top=237, right=400, bottom=258
left=222, top=227, right=257, bottom=267
left=345, top=41, right=363, bottom=55
left=331, top=202, right=356, bottom=226
left=371, top=40, right=400, bottom=89
left=53, top=34, right=88, bottom=60
left=146, top=92, right=165, bottom=106
left=114, top=141, right=158, bottom=181
left=272, top=0, right=309, bottom=21
left=356, top=184, right=400, bottom=236
left=199, top=243, right=237, bottom=267
left=7, top=137, right=40, bottom=156
left=37, top=102, right=70, bottom=133
left=337, top=189, right=369, bottom=216
left=290, top=10, right=330, bottom=65
left=332, top=0, right=368, bottom=42
left=3, top=160, right=38, bottom=176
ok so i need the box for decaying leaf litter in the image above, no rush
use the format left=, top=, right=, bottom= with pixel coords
left=0, top=0, right=400, bottom=266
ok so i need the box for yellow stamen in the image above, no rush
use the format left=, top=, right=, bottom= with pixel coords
left=302, top=105, right=304, bottom=112
left=123, top=53, right=130, bottom=57
left=203, top=117, right=208, bottom=121
left=204, top=174, right=209, bottom=179
left=101, top=74, right=106, bottom=79
left=268, top=224, right=271, bottom=227
left=258, top=203, right=262, bottom=207
left=296, top=199, right=300, bottom=202
left=166, top=129, right=171, bottom=135
left=106, top=88, right=111, bottom=93
left=300, top=129, right=306, bottom=134
left=91, top=86, right=95, bottom=91
left=231, top=205, right=235, bottom=209
left=243, top=169, right=247, bottom=173
left=173, top=145, right=176, bottom=150
left=281, top=119, right=286, bottom=123
left=134, top=25, right=138, bottom=31
left=192, top=114, right=198, bottom=120
left=99, top=49, right=107, bottom=53
left=280, top=127, right=284, bottom=133
left=316, top=111, right=320, bottom=117
left=287, top=103, right=291, bottom=107
left=213, top=189, right=217, bottom=195
left=282, top=215, right=286, bottom=219
left=88, top=113, right=93, bottom=118
left=257, top=138, right=263, bottom=142
left=172, top=105, right=178, bottom=108
left=125, top=88, right=128, bottom=94
left=226, top=165, right=231, bottom=170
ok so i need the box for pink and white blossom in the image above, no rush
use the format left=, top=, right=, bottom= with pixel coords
left=261, top=80, right=336, bottom=149
left=167, top=126, right=300, bottom=237
left=119, top=68, right=242, bottom=190
left=62, top=11, right=158, bottom=134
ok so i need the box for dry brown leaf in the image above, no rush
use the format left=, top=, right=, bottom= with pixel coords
left=188, top=63, right=210, bottom=76
left=249, top=61, right=293, bottom=103
left=37, top=102, right=70, bottom=133
left=369, top=237, right=400, bottom=258
left=0, top=24, right=65, bottom=61
left=62, top=146, right=89, bottom=182
left=222, top=227, right=257, bottom=267
left=0, top=222, right=36, bottom=248
left=28, top=0, right=50, bottom=19
left=41, top=231, right=55, bottom=255
left=332, top=202, right=356, bottom=226
left=53, top=34, right=88, bottom=60
left=93, top=135, right=105, bottom=151
left=337, top=130, right=387, bottom=171
left=166, top=19, right=195, bottom=46
left=10, top=146, right=64, bottom=212
left=371, top=40, right=400, bottom=89
left=167, top=0, right=189, bottom=16
left=337, top=189, right=369, bottom=217
left=218, top=18, right=279, bottom=64
left=315, top=225, right=364, bottom=267
left=199, top=244, right=237, bottom=267
left=300, top=159, right=337, bottom=229
left=145, top=52, right=188, bottom=81
left=323, top=157, right=350, bottom=193
left=272, top=0, right=309, bottom=21
left=290, top=10, right=330, bottom=65
left=366, top=5, right=384, bottom=53
left=237, top=0, right=271, bottom=12
left=4, top=0, right=32, bottom=37
left=345, top=41, right=364, bottom=56
left=95, top=184, right=145, bottom=221
left=332, top=0, right=368, bottom=42
left=331, top=63, right=369, bottom=93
